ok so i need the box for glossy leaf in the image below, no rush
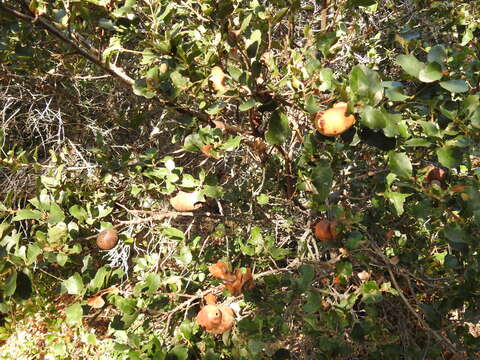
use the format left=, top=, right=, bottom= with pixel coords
left=395, top=54, right=424, bottom=78
left=436, top=146, right=462, bottom=168
left=388, top=152, right=412, bottom=178
left=63, top=273, right=84, bottom=295
left=265, top=110, right=291, bottom=145
left=439, top=80, right=468, bottom=93
left=418, top=62, right=442, bottom=83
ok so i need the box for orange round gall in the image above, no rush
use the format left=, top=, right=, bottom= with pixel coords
left=314, top=220, right=338, bottom=242
left=96, top=229, right=118, bottom=250
left=314, top=102, right=356, bottom=137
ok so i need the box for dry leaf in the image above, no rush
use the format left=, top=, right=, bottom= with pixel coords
left=450, top=185, right=465, bottom=192
left=389, top=256, right=400, bottom=265
left=200, top=144, right=219, bottom=159
left=97, top=286, right=118, bottom=296
left=357, top=270, right=371, bottom=282
left=210, top=66, right=228, bottom=92
left=87, top=295, right=105, bottom=309
left=385, top=230, right=395, bottom=241
left=170, top=191, right=202, bottom=212
left=212, top=120, right=226, bottom=130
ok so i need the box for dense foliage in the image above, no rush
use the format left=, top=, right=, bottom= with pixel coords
left=0, top=0, right=479, bottom=358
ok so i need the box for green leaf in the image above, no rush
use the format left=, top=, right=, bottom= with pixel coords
left=336, top=261, right=353, bottom=279
left=89, top=266, right=109, bottom=291
left=427, top=45, right=446, bottom=65
left=418, top=121, right=442, bottom=138
left=298, top=264, right=315, bottom=290
left=395, top=54, right=425, bottom=78
left=404, top=138, right=432, bottom=147
left=436, top=146, right=462, bottom=168
left=132, top=79, right=156, bottom=99
left=239, top=99, right=259, bottom=112
left=256, top=194, right=269, bottom=205
left=168, top=346, right=189, bottom=360
left=26, top=243, right=42, bottom=265
left=384, top=84, right=409, bottom=102
left=349, top=65, right=383, bottom=105
left=439, top=80, right=468, bottom=93
left=170, top=71, right=190, bottom=90
left=69, top=205, right=88, bottom=222
left=265, top=110, right=291, bottom=145
left=47, top=203, right=65, bottom=224
left=65, top=302, right=83, bottom=326
left=202, top=185, right=224, bottom=199
left=319, top=68, right=335, bottom=91
left=175, top=246, right=192, bottom=266
left=205, top=103, right=226, bottom=115
left=145, top=273, right=161, bottom=293
left=303, top=290, right=321, bottom=314
left=248, top=339, right=265, bottom=355
left=444, top=224, right=467, bottom=243
left=311, top=160, right=333, bottom=203
left=360, top=106, right=386, bottom=129
left=47, top=222, right=68, bottom=245
left=12, top=209, right=43, bottom=221
left=162, top=227, right=185, bottom=240
left=385, top=191, right=411, bottom=216
left=418, top=62, right=443, bottom=83
left=347, top=0, right=377, bottom=6
left=63, top=273, right=84, bottom=295
left=220, top=136, right=241, bottom=151
left=304, top=94, right=321, bottom=114
left=2, top=270, right=17, bottom=297
left=359, top=281, right=382, bottom=304
left=388, top=152, right=412, bottom=178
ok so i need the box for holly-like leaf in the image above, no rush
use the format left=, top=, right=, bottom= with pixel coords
left=388, top=152, right=412, bottom=178
left=47, top=203, right=65, bottom=224
left=265, top=110, right=291, bottom=145
left=304, top=95, right=321, bottom=114
left=239, top=99, right=259, bottom=112
left=2, top=270, right=17, bottom=297
left=132, top=79, right=156, bottom=99
left=63, top=273, right=84, bottom=295
left=436, top=146, right=462, bottom=168
left=69, top=205, right=88, bottom=222
left=385, top=191, right=411, bottom=216
left=444, top=224, right=468, bottom=244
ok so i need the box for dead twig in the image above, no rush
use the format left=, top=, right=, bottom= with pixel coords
left=367, top=234, right=460, bottom=355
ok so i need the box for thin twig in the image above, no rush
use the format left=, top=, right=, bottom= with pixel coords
left=367, top=235, right=459, bottom=354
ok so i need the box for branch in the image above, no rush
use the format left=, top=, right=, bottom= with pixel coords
left=0, top=2, right=211, bottom=122
left=367, top=235, right=460, bottom=355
